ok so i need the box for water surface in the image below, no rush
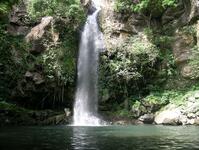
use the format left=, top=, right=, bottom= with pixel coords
left=0, top=125, right=199, bottom=150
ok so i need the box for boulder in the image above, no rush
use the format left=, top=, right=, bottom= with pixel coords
left=179, top=115, right=188, bottom=125
left=138, top=114, right=154, bottom=124
left=26, top=16, right=53, bottom=54
left=194, top=118, right=199, bottom=125
left=181, top=65, right=194, bottom=78
left=155, top=104, right=182, bottom=125
left=186, top=119, right=195, bottom=125
left=64, top=108, right=71, bottom=117
left=162, top=118, right=182, bottom=125
left=155, top=91, right=199, bottom=125
left=26, top=16, right=53, bottom=42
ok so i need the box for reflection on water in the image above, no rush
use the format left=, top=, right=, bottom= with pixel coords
left=0, top=125, right=199, bottom=150
left=72, top=127, right=98, bottom=150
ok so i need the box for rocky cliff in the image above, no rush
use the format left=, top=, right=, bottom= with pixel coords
left=0, top=0, right=199, bottom=126
left=97, top=0, right=199, bottom=125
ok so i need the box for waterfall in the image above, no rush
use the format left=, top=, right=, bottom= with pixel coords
left=73, top=0, right=105, bottom=126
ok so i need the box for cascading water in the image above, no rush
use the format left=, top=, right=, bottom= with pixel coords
left=73, top=0, right=105, bottom=126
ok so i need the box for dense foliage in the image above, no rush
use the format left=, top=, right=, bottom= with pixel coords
left=115, top=0, right=177, bottom=16
left=0, top=0, right=86, bottom=109
left=0, top=23, right=29, bottom=101
left=27, top=0, right=85, bottom=25
left=99, top=35, right=160, bottom=110
left=0, top=0, right=19, bottom=15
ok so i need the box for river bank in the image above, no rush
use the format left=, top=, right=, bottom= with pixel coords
left=1, top=100, right=199, bottom=126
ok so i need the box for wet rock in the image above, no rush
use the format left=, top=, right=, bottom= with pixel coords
left=114, top=120, right=128, bottom=125
left=138, top=114, right=154, bottom=124
left=64, top=108, right=71, bottom=117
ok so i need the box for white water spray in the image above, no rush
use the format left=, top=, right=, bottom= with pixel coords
left=73, top=0, right=105, bottom=126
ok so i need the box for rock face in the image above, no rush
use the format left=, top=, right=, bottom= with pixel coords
left=26, top=17, right=53, bottom=42
left=7, top=1, right=74, bottom=109
left=26, top=16, right=54, bottom=54
left=81, top=0, right=91, bottom=8
left=8, top=1, right=30, bottom=35
left=25, top=71, right=45, bottom=85
left=100, top=0, right=147, bottom=51
left=189, top=0, right=199, bottom=22
left=162, top=0, right=199, bottom=26
left=172, top=28, right=195, bottom=78
left=170, top=0, right=199, bottom=79
left=155, top=91, right=199, bottom=125
left=197, top=21, right=199, bottom=47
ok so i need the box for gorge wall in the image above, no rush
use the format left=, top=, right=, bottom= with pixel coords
left=0, top=0, right=199, bottom=125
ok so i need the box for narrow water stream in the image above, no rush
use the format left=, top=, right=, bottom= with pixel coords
left=73, top=0, right=104, bottom=126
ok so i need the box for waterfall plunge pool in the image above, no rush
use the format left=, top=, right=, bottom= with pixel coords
left=0, top=125, right=199, bottom=150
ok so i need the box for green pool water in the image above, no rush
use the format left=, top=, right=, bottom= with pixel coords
left=0, top=125, right=199, bottom=150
